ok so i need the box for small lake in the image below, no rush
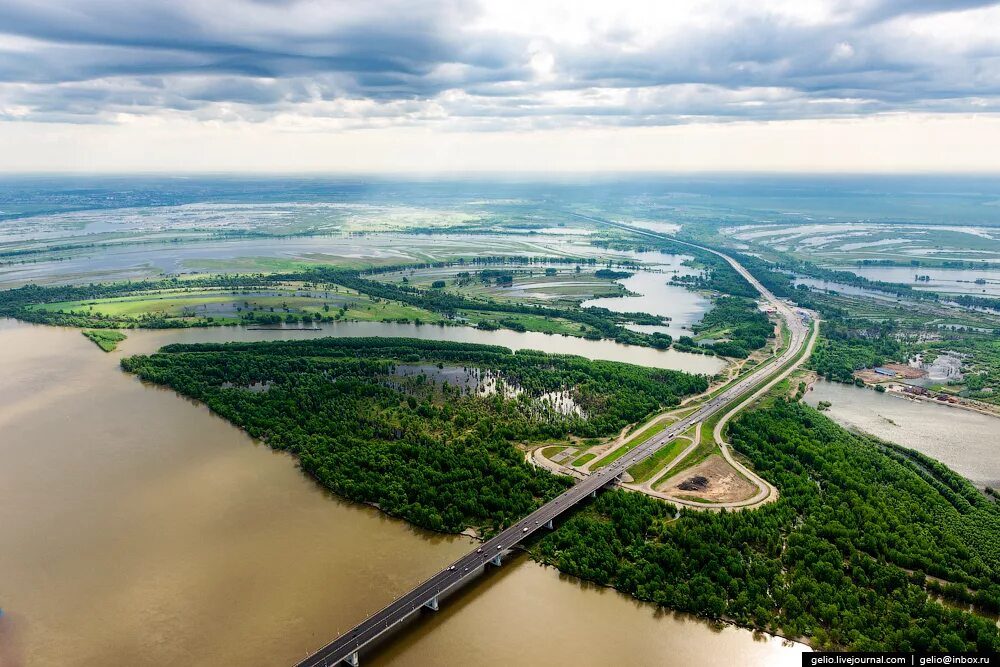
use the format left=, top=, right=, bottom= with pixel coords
left=805, top=380, right=1000, bottom=489
left=581, top=253, right=713, bottom=339
left=120, top=319, right=727, bottom=375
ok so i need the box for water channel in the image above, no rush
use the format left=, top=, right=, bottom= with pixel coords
left=840, top=266, right=1000, bottom=297
left=119, top=319, right=726, bottom=375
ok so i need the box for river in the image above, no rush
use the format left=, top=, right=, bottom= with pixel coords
left=118, top=319, right=726, bottom=375
left=794, top=276, right=906, bottom=302
left=805, top=380, right=1000, bottom=489
left=0, top=318, right=803, bottom=666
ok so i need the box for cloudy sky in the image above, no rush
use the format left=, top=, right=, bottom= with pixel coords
left=1, top=0, right=999, bottom=172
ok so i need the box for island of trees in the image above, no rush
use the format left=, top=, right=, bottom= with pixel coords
left=121, top=337, right=706, bottom=533
left=82, top=329, right=126, bottom=352
left=119, top=335, right=1000, bottom=652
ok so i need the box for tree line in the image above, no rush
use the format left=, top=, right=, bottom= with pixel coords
left=536, top=400, right=1000, bottom=652
left=121, top=337, right=707, bottom=534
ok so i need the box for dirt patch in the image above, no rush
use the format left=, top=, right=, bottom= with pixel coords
left=854, top=363, right=926, bottom=384
left=677, top=475, right=709, bottom=491
left=656, top=455, right=757, bottom=503
left=883, top=363, right=926, bottom=378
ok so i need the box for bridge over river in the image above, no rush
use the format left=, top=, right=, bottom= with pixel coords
left=293, top=226, right=811, bottom=667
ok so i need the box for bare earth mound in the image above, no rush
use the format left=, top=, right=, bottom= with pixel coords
left=656, top=455, right=757, bottom=503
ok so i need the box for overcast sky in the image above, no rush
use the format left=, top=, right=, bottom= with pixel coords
left=1, top=0, right=999, bottom=172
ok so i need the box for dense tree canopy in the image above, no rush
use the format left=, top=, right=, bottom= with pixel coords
left=808, top=317, right=904, bottom=382
left=121, top=337, right=707, bottom=534
left=119, top=333, right=1000, bottom=651
left=537, top=400, right=1000, bottom=651
left=692, top=296, right=774, bottom=358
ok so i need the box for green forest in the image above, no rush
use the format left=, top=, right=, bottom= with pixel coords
left=690, top=296, right=773, bottom=358
left=537, top=400, right=1000, bottom=651
left=808, top=317, right=904, bottom=382
left=121, top=337, right=706, bottom=533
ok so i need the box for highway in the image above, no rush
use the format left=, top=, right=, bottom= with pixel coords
left=587, top=215, right=812, bottom=471
left=292, top=227, right=811, bottom=667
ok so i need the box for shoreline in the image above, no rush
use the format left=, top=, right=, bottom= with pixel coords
left=802, top=371, right=1000, bottom=420
left=885, top=384, right=1000, bottom=419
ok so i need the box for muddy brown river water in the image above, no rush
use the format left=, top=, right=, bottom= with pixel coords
left=0, top=319, right=803, bottom=666
left=805, top=379, right=1000, bottom=490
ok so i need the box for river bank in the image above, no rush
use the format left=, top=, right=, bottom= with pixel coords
left=803, top=376, right=1000, bottom=490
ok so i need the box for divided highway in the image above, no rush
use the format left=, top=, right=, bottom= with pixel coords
left=292, top=227, right=812, bottom=667
left=589, top=216, right=812, bottom=479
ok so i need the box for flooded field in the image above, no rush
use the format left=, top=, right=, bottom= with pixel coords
left=0, top=233, right=616, bottom=287
left=583, top=271, right=713, bottom=339
left=581, top=252, right=713, bottom=339
left=840, top=266, right=1000, bottom=296
left=388, top=364, right=583, bottom=415
left=794, top=276, right=907, bottom=301
left=727, top=222, right=1000, bottom=267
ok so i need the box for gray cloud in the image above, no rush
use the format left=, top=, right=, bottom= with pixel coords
left=0, top=0, right=998, bottom=126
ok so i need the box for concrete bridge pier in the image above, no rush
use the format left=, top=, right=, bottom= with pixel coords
left=489, top=553, right=502, bottom=567
left=589, top=490, right=597, bottom=499
left=423, top=595, right=439, bottom=611
left=343, top=651, right=359, bottom=667
left=544, top=519, right=554, bottom=529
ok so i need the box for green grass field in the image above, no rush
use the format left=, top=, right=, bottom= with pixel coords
left=653, top=436, right=715, bottom=486
left=458, top=309, right=583, bottom=336
left=379, top=266, right=626, bottom=305
left=34, top=289, right=236, bottom=316
left=625, top=433, right=693, bottom=484
left=542, top=446, right=566, bottom=460
left=82, top=329, right=127, bottom=352
left=591, top=421, right=668, bottom=470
